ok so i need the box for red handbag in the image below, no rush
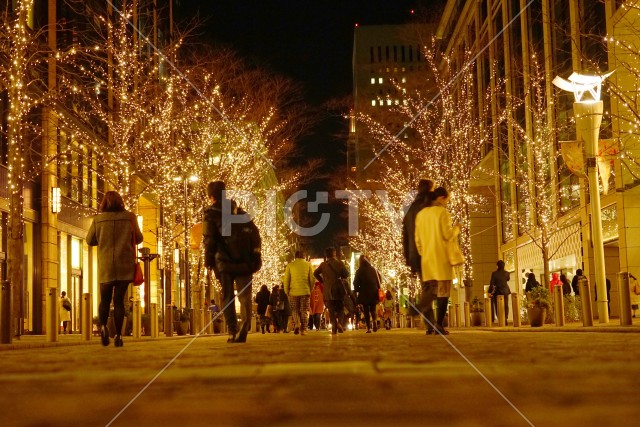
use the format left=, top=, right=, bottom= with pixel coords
left=130, top=214, right=144, bottom=286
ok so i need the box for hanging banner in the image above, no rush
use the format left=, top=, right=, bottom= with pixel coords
left=559, top=139, right=617, bottom=194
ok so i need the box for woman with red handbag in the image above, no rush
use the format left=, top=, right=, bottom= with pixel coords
left=86, top=191, right=143, bottom=347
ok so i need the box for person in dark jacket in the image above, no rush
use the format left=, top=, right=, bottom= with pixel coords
left=524, top=272, right=540, bottom=293
left=269, top=285, right=282, bottom=332
left=353, top=255, right=382, bottom=333
left=402, top=179, right=434, bottom=274
left=560, top=274, right=572, bottom=296
left=86, top=191, right=143, bottom=348
left=571, top=269, right=585, bottom=296
left=202, top=181, right=259, bottom=344
left=255, top=285, right=271, bottom=333
left=314, top=247, right=349, bottom=335
left=488, top=260, right=511, bottom=322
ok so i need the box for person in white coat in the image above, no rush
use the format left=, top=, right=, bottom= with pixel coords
left=414, top=187, right=460, bottom=335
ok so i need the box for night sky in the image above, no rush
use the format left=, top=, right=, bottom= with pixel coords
left=175, top=0, right=445, bottom=255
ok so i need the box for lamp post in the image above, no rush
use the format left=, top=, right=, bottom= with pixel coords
left=174, top=175, right=199, bottom=309
left=553, top=71, right=613, bottom=323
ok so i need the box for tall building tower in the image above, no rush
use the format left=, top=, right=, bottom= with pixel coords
left=349, top=23, right=435, bottom=187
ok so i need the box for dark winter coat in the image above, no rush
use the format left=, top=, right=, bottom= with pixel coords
left=525, top=275, right=541, bottom=293
left=255, top=288, right=271, bottom=316
left=489, top=269, right=511, bottom=296
left=202, top=199, right=259, bottom=277
left=314, top=258, right=349, bottom=302
left=353, top=260, right=381, bottom=305
left=86, top=211, right=143, bottom=284
left=402, top=193, right=428, bottom=273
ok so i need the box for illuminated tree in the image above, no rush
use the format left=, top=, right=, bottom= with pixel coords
left=353, top=43, right=492, bottom=283
left=496, top=53, right=577, bottom=290
left=0, top=0, right=76, bottom=335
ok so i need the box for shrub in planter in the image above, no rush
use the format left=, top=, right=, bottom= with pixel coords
left=525, top=287, right=551, bottom=327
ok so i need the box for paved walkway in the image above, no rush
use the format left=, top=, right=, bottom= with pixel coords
left=2, top=323, right=640, bottom=426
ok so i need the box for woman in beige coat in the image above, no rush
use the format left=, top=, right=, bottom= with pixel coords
left=414, top=187, right=460, bottom=335
left=86, top=191, right=143, bottom=347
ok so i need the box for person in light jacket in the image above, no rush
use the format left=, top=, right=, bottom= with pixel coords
left=414, top=187, right=460, bottom=335
left=86, top=191, right=143, bottom=348
left=284, top=251, right=315, bottom=335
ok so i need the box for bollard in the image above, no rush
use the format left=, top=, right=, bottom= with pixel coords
left=511, top=294, right=521, bottom=327
left=165, top=306, right=173, bottom=337
left=497, top=295, right=506, bottom=327
left=618, top=272, right=632, bottom=326
left=251, top=314, right=257, bottom=333
left=1, top=280, right=13, bottom=344
left=133, top=300, right=141, bottom=338
left=579, top=277, right=593, bottom=327
left=150, top=304, right=158, bottom=338
left=484, top=298, right=492, bottom=327
left=554, top=285, right=565, bottom=326
left=463, top=301, right=470, bottom=328
left=454, top=303, right=460, bottom=328
left=46, top=288, right=58, bottom=343
left=82, top=293, right=91, bottom=341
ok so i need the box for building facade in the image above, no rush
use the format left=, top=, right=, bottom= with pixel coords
left=436, top=0, right=640, bottom=320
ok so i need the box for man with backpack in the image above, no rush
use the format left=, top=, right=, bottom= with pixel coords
left=202, top=181, right=261, bottom=343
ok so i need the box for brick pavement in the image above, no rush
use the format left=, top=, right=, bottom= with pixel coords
left=1, top=324, right=640, bottom=426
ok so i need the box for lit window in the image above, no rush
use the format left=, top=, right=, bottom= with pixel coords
left=395, top=99, right=399, bottom=105
left=378, top=77, right=383, bottom=84
left=402, top=77, right=407, bottom=83
left=371, top=78, right=375, bottom=84
left=386, top=99, right=392, bottom=106
left=403, top=99, right=408, bottom=106
left=371, top=100, right=376, bottom=106
left=402, top=67, right=406, bottom=72
left=402, top=88, right=406, bottom=94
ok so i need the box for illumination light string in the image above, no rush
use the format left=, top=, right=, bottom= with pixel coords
left=105, top=0, right=275, bottom=171
left=363, top=0, right=535, bottom=171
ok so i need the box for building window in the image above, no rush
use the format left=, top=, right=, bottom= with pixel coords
left=370, top=46, right=375, bottom=63
left=386, top=99, right=391, bottom=106
left=378, top=77, right=383, bottom=84
left=371, top=100, right=376, bottom=106
left=371, top=77, right=376, bottom=84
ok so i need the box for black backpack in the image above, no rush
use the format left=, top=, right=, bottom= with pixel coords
left=208, top=204, right=262, bottom=275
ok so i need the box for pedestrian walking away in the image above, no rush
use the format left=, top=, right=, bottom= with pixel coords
left=525, top=273, right=540, bottom=293
left=314, top=247, right=349, bottom=335
left=488, top=260, right=511, bottom=322
left=571, top=269, right=585, bottom=296
left=255, top=285, right=271, bottom=334
left=402, top=179, right=434, bottom=274
left=59, top=291, right=72, bottom=334
left=353, top=254, right=382, bottom=333
left=283, top=250, right=315, bottom=335
left=383, top=290, right=394, bottom=330
left=86, top=191, right=143, bottom=348
left=202, top=181, right=262, bottom=344
left=309, top=281, right=325, bottom=330
left=414, top=186, right=461, bottom=336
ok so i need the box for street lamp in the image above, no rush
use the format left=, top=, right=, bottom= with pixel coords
left=174, top=175, right=199, bottom=309
left=553, top=71, right=613, bottom=323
